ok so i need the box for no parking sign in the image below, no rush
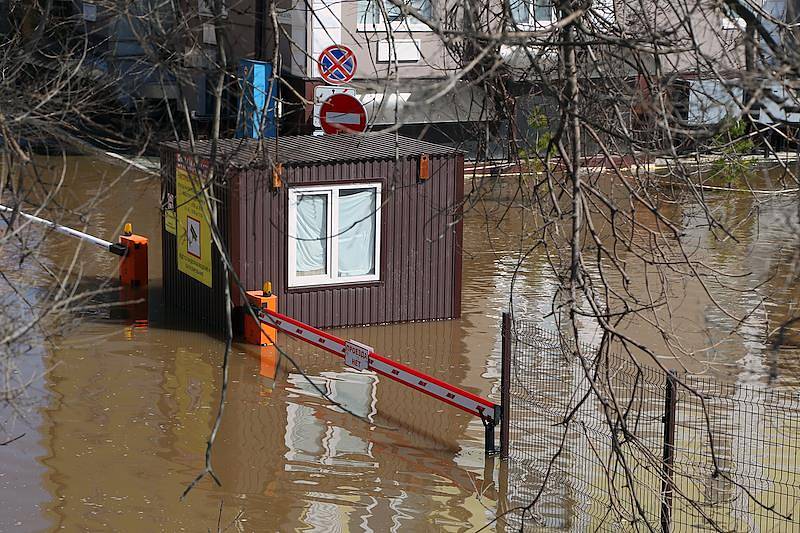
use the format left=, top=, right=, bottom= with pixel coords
left=317, top=45, right=357, bottom=85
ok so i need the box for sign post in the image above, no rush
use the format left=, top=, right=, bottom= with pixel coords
left=317, top=45, right=357, bottom=85
left=319, top=93, right=368, bottom=134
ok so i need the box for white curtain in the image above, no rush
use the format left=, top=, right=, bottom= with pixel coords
left=295, top=194, right=327, bottom=276
left=338, top=188, right=376, bottom=277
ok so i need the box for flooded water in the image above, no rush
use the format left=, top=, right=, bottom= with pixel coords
left=1, top=157, right=799, bottom=531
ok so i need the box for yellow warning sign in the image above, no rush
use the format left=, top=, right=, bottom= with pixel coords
left=165, top=210, right=177, bottom=235
left=176, top=167, right=212, bottom=288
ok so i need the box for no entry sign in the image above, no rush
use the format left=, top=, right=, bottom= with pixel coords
left=319, top=93, right=368, bottom=134
left=318, top=45, right=357, bottom=85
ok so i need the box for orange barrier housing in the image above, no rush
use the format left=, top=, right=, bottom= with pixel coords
left=119, top=233, right=149, bottom=286
left=244, top=288, right=277, bottom=345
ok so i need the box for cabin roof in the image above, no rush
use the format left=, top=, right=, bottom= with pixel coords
left=163, top=133, right=460, bottom=168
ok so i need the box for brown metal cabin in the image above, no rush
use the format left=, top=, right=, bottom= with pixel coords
left=160, top=133, right=464, bottom=330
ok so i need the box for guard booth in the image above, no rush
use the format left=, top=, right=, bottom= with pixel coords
left=160, top=133, right=464, bottom=331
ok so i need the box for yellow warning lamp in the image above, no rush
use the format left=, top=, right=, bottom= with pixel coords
left=123, top=223, right=133, bottom=236
left=263, top=280, right=273, bottom=297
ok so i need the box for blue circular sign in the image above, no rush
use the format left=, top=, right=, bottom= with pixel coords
left=318, top=45, right=357, bottom=85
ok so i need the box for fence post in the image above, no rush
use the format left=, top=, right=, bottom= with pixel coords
left=661, top=370, right=678, bottom=533
left=500, top=312, right=512, bottom=458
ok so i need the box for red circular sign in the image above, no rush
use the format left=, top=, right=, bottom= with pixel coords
left=317, top=45, right=357, bottom=85
left=319, top=93, right=368, bottom=134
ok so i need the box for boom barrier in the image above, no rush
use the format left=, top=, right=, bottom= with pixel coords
left=0, top=204, right=126, bottom=254
left=257, top=307, right=502, bottom=454
left=0, top=204, right=148, bottom=286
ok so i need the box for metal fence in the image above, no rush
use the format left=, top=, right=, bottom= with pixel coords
left=500, top=315, right=800, bottom=532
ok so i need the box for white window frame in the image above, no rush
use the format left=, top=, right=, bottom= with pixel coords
left=357, top=0, right=433, bottom=32
left=288, top=183, right=382, bottom=288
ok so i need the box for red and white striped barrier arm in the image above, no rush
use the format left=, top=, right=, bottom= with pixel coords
left=258, top=308, right=500, bottom=424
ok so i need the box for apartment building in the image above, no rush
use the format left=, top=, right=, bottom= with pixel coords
left=274, top=0, right=491, bottom=137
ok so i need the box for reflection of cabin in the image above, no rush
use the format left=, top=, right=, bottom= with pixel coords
left=160, top=133, right=464, bottom=330
left=213, top=320, right=481, bottom=529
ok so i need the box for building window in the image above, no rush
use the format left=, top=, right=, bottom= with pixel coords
left=288, top=184, right=382, bottom=287
left=358, top=0, right=433, bottom=31
left=510, top=0, right=553, bottom=25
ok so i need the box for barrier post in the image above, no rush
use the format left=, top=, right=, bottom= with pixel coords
left=500, top=312, right=512, bottom=458
left=118, top=223, right=149, bottom=286
left=245, top=281, right=278, bottom=345
left=484, top=413, right=497, bottom=456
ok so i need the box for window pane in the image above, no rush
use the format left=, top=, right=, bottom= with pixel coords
left=386, top=0, right=403, bottom=20
left=295, top=194, right=328, bottom=277
left=338, top=188, right=377, bottom=277
left=510, top=0, right=529, bottom=23
left=361, top=0, right=431, bottom=24
left=533, top=0, right=552, bottom=22
left=361, top=0, right=399, bottom=23
left=409, top=0, right=431, bottom=19
left=357, top=0, right=371, bottom=25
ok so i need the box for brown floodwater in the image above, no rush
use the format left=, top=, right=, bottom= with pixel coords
left=1, top=157, right=799, bottom=531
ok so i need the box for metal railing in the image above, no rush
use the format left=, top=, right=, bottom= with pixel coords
left=500, top=314, right=800, bottom=532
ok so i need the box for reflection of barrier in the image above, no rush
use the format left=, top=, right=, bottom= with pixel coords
left=0, top=206, right=148, bottom=286
left=255, top=305, right=502, bottom=454
left=259, top=345, right=279, bottom=382
left=112, top=285, right=149, bottom=327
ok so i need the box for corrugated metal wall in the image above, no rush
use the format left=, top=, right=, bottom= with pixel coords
left=161, top=149, right=232, bottom=331
left=162, top=147, right=463, bottom=330
left=233, top=154, right=463, bottom=329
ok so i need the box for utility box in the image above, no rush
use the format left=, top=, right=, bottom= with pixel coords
left=236, top=59, right=277, bottom=139
left=160, top=133, right=464, bottom=330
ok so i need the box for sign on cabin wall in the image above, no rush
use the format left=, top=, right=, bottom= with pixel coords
left=176, top=164, right=212, bottom=288
left=164, top=191, right=177, bottom=235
